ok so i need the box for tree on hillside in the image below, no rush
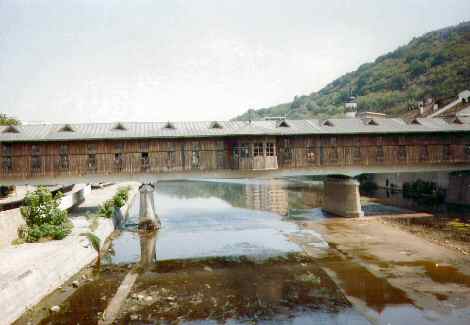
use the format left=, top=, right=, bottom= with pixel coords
left=0, top=113, right=20, bottom=125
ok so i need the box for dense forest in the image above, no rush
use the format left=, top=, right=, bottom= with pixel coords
left=235, top=21, right=470, bottom=120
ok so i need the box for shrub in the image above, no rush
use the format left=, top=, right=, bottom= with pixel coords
left=19, top=187, right=72, bottom=242
left=113, top=186, right=130, bottom=208
left=98, top=200, right=115, bottom=218
left=98, top=186, right=131, bottom=218
left=402, top=179, right=446, bottom=203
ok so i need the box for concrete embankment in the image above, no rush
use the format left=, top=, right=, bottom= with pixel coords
left=0, top=182, right=138, bottom=325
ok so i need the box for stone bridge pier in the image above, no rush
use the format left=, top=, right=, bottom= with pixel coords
left=323, top=175, right=364, bottom=218
left=138, top=183, right=161, bottom=231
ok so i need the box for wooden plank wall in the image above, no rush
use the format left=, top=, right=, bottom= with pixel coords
left=1, top=133, right=470, bottom=178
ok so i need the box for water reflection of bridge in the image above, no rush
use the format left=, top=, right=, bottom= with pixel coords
left=245, top=181, right=289, bottom=216
left=244, top=181, right=324, bottom=216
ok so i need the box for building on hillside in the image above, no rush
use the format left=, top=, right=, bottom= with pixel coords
left=344, top=96, right=358, bottom=118
left=458, top=90, right=470, bottom=103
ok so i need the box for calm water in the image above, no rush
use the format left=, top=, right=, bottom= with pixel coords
left=111, top=179, right=328, bottom=263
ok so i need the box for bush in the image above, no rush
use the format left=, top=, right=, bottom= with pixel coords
left=19, top=187, right=72, bottom=242
left=98, top=186, right=131, bottom=218
left=402, top=179, right=446, bottom=203
left=98, top=199, right=115, bottom=218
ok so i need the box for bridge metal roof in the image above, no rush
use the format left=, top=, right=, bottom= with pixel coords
left=0, top=118, right=469, bottom=142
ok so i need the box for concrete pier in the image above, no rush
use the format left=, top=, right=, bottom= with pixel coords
left=138, top=183, right=161, bottom=231
left=139, top=231, right=158, bottom=267
left=323, top=176, right=364, bottom=218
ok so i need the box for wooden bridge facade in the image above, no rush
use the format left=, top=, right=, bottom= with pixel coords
left=2, top=131, right=470, bottom=181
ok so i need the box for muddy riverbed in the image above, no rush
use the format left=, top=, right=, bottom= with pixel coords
left=15, top=178, right=470, bottom=325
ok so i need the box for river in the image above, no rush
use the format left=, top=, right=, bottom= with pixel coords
left=16, top=178, right=470, bottom=325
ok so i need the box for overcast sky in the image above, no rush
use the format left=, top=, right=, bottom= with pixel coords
left=1, top=0, right=470, bottom=123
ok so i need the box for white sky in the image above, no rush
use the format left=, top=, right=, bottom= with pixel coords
left=1, top=0, right=470, bottom=123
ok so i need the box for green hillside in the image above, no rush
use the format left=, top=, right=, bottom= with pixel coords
left=234, top=21, right=470, bottom=120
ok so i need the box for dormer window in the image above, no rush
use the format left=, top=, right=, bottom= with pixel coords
left=411, top=119, right=422, bottom=125
left=276, top=120, right=290, bottom=128
left=367, top=119, right=379, bottom=126
left=2, top=125, right=20, bottom=134
left=209, top=121, right=223, bottom=129
left=112, top=122, right=127, bottom=131
left=322, top=120, right=334, bottom=127
left=453, top=117, right=464, bottom=125
left=163, top=122, right=176, bottom=130
left=58, top=124, right=75, bottom=132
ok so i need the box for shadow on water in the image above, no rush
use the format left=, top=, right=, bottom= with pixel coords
left=116, top=254, right=369, bottom=324
left=359, top=253, right=470, bottom=288
left=317, top=256, right=413, bottom=313
left=34, top=252, right=370, bottom=324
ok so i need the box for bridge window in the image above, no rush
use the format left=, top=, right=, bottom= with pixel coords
left=240, top=143, right=250, bottom=158
left=141, top=152, right=150, bottom=171
left=281, top=139, right=292, bottom=162
left=352, top=147, right=361, bottom=160
left=420, top=146, right=429, bottom=161
left=305, top=147, right=316, bottom=162
left=32, top=144, right=40, bottom=156
left=59, top=144, right=69, bottom=170
left=140, top=142, right=149, bottom=152
left=167, top=151, right=175, bottom=167
left=140, top=143, right=150, bottom=171
left=216, top=141, right=225, bottom=169
left=443, top=145, right=451, bottom=161
left=398, top=146, right=407, bottom=161
left=192, top=151, right=200, bottom=168
left=376, top=146, right=384, bottom=161
left=31, top=156, right=41, bottom=172
left=166, top=143, right=176, bottom=168
left=216, top=150, right=225, bottom=169
left=88, top=154, right=97, bottom=172
left=31, top=145, right=41, bottom=172
left=114, top=143, right=124, bottom=153
left=2, top=144, right=12, bottom=173
left=329, top=148, right=338, bottom=162
left=465, top=145, right=470, bottom=159
left=192, top=143, right=200, bottom=169
left=87, top=143, right=97, bottom=154
left=114, top=153, right=123, bottom=170
left=282, top=147, right=293, bottom=162
left=254, top=143, right=264, bottom=157
left=266, top=143, right=275, bottom=157
left=87, top=144, right=97, bottom=172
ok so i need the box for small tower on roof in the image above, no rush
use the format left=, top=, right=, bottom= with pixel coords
left=344, top=94, right=358, bottom=118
